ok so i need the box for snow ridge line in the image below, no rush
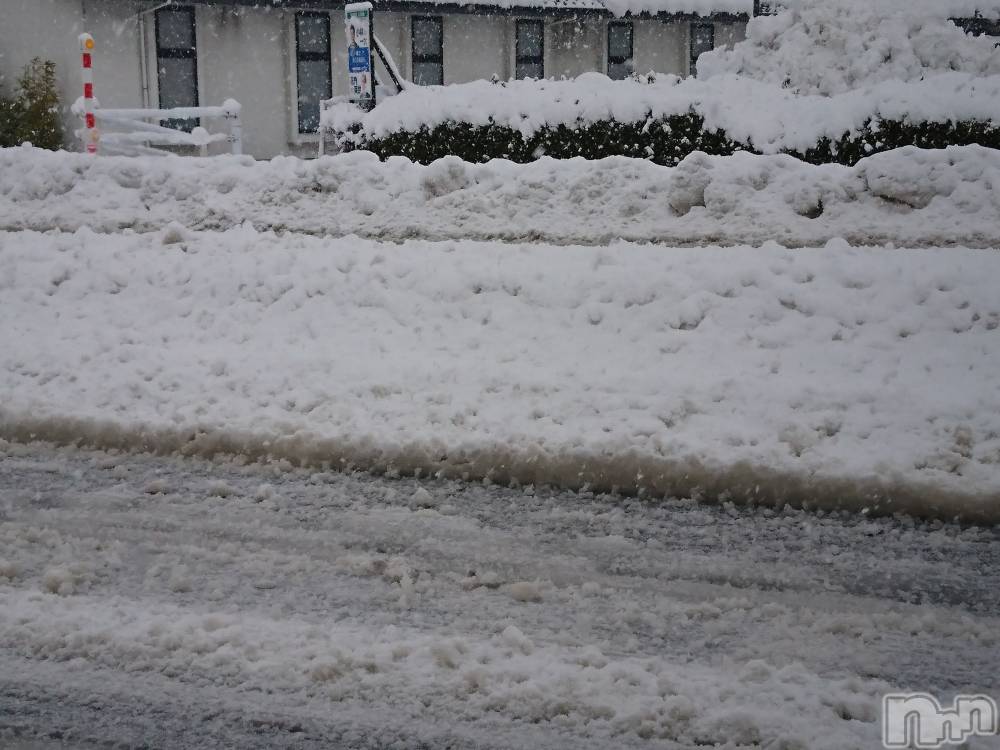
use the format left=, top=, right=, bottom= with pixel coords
left=3, top=145, right=1000, bottom=249
left=3, top=412, right=996, bottom=525
left=4, top=221, right=1000, bottom=251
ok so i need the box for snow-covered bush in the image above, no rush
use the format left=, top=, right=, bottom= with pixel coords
left=344, top=111, right=998, bottom=167
left=352, top=110, right=743, bottom=167
left=329, top=74, right=1000, bottom=166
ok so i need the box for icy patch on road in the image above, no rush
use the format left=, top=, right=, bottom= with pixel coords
left=3, top=146, right=1000, bottom=247
left=1, top=229, right=999, bottom=521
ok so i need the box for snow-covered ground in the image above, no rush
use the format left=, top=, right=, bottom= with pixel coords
left=2, top=222, right=999, bottom=521
left=3, top=146, right=1000, bottom=247
left=1, top=442, right=997, bottom=749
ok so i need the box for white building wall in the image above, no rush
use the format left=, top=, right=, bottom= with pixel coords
left=197, top=6, right=287, bottom=158
left=444, top=15, right=509, bottom=83
left=633, top=18, right=688, bottom=76
left=372, top=11, right=410, bottom=83
left=547, top=17, right=604, bottom=79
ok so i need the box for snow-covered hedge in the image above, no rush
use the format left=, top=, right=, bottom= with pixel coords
left=325, top=73, right=1000, bottom=166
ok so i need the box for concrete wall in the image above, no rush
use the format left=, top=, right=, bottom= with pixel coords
left=0, top=0, right=87, bottom=149
left=196, top=6, right=288, bottom=157
left=2, top=1, right=747, bottom=157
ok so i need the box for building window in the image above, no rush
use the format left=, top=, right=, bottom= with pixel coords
left=295, top=12, right=332, bottom=134
left=752, top=1, right=783, bottom=14
left=689, top=22, right=714, bottom=76
left=516, top=20, right=544, bottom=79
left=155, top=5, right=198, bottom=131
left=607, top=22, right=633, bottom=80
left=412, top=16, right=443, bottom=85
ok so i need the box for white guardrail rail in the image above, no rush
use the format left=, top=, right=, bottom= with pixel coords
left=75, top=33, right=242, bottom=156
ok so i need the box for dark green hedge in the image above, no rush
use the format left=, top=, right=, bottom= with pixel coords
left=343, top=110, right=999, bottom=167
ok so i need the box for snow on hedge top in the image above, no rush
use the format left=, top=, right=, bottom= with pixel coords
left=325, top=72, right=1000, bottom=153
left=698, top=0, right=1000, bottom=95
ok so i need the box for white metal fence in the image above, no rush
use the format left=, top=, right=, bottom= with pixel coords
left=75, top=32, right=242, bottom=156
left=74, top=100, right=244, bottom=156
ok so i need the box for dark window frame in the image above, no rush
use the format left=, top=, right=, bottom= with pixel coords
left=295, top=10, right=333, bottom=134
left=689, top=21, right=714, bottom=76
left=515, top=19, right=544, bottom=80
left=411, top=15, right=444, bottom=86
left=155, top=5, right=199, bottom=131
left=607, top=21, right=633, bottom=79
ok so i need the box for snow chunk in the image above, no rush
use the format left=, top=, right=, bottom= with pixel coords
left=409, top=487, right=441, bottom=509
left=144, top=478, right=170, bottom=494
left=161, top=221, right=191, bottom=246
left=500, top=624, right=534, bottom=655
left=506, top=581, right=543, bottom=603
left=42, top=565, right=90, bottom=596
left=0, top=559, right=19, bottom=581
left=207, top=480, right=236, bottom=498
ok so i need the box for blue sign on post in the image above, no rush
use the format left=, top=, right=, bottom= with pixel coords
left=345, top=2, right=375, bottom=109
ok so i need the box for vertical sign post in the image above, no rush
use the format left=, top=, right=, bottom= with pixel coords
left=345, top=2, right=376, bottom=110
left=79, top=33, right=98, bottom=154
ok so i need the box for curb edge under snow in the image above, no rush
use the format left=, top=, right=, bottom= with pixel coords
left=2, top=412, right=996, bottom=525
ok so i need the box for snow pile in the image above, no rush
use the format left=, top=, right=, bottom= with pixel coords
left=3, top=145, right=1000, bottom=248
left=324, top=72, right=1000, bottom=153
left=698, top=0, right=1000, bottom=95
left=2, top=228, right=999, bottom=521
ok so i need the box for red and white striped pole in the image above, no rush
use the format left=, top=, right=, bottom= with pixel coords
left=79, top=33, right=98, bottom=154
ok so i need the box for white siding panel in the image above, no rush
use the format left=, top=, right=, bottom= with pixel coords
left=633, top=18, right=687, bottom=76
left=444, top=15, right=508, bottom=83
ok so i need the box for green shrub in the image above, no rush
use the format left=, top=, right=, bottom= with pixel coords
left=345, top=110, right=999, bottom=167
left=0, top=58, right=63, bottom=150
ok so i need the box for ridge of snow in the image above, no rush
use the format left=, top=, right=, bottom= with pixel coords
left=3, top=145, right=1000, bottom=248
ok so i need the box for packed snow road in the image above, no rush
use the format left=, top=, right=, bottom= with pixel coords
left=0, top=441, right=997, bottom=749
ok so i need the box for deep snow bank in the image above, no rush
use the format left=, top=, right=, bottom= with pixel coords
left=2, top=228, right=998, bottom=521
left=3, top=145, right=1000, bottom=247
left=698, top=0, right=1000, bottom=95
